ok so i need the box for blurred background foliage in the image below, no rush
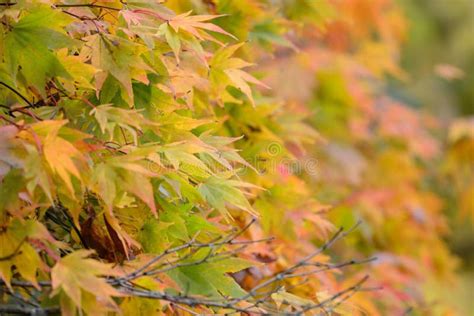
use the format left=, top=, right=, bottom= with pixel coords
left=396, top=1, right=474, bottom=313
left=397, top=0, right=474, bottom=117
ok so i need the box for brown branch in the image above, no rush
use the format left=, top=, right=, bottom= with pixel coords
left=0, top=305, right=59, bottom=315
left=0, top=114, right=21, bottom=127
left=282, top=257, right=377, bottom=279
left=114, top=220, right=375, bottom=314
left=0, top=280, right=52, bottom=288
left=117, top=218, right=259, bottom=283
left=54, top=3, right=122, bottom=11
left=295, top=275, right=372, bottom=315
left=231, top=221, right=362, bottom=304
left=118, top=275, right=376, bottom=315
left=0, top=82, right=64, bottom=120
left=1, top=220, right=376, bottom=315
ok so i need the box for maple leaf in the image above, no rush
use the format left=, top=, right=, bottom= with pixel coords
left=51, top=250, right=123, bottom=312
left=0, top=219, right=59, bottom=289
left=0, top=232, right=42, bottom=289
left=198, top=176, right=258, bottom=219
left=57, top=49, right=98, bottom=92
left=29, top=120, right=90, bottom=195
left=3, top=7, right=73, bottom=95
left=168, top=249, right=254, bottom=298
left=210, top=43, right=270, bottom=106
left=91, top=150, right=157, bottom=215
left=86, top=34, right=151, bottom=105
left=168, top=11, right=236, bottom=41
left=91, top=104, right=152, bottom=144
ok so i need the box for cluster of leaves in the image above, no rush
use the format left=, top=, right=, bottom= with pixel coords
left=0, top=0, right=369, bottom=314
left=0, top=0, right=461, bottom=315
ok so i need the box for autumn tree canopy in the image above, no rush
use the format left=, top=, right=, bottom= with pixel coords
left=0, top=0, right=468, bottom=315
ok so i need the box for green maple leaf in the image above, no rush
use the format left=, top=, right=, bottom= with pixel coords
left=88, top=34, right=151, bottom=105
left=168, top=249, right=254, bottom=298
left=198, top=176, right=258, bottom=218
left=3, top=7, right=73, bottom=95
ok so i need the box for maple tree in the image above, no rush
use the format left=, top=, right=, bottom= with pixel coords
left=0, top=0, right=465, bottom=315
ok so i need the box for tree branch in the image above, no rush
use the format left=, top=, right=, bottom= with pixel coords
left=54, top=3, right=122, bottom=11
left=0, top=82, right=33, bottom=107
left=0, top=220, right=377, bottom=315
left=0, top=305, right=59, bottom=315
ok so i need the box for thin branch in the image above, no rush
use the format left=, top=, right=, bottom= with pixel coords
left=118, top=219, right=259, bottom=283
left=115, top=220, right=374, bottom=314
left=0, top=305, right=59, bottom=314
left=1, top=220, right=376, bottom=315
left=0, top=82, right=33, bottom=107
left=55, top=3, right=122, bottom=11
left=0, top=280, right=52, bottom=288
left=295, top=275, right=371, bottom=315
left=0, top=239, right=25, bottom=261
left=327, top=284, right=382, bottom=313
left=232, top=221, right=362, bottom=304
left=6, top=290, right=40, bottom=308
left=282, top=257, right=377, bottom=279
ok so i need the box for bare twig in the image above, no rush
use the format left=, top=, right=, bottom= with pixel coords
left=54, top=3, right=122, bottom=11
left=232, top=221, right=362, bottom=304
left=0, top=305, right=59, bottom=314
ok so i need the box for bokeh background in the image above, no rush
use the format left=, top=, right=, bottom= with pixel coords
left=210, top=0, right=474, bottom=312
left=398, top=0, right=474, bottom=313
